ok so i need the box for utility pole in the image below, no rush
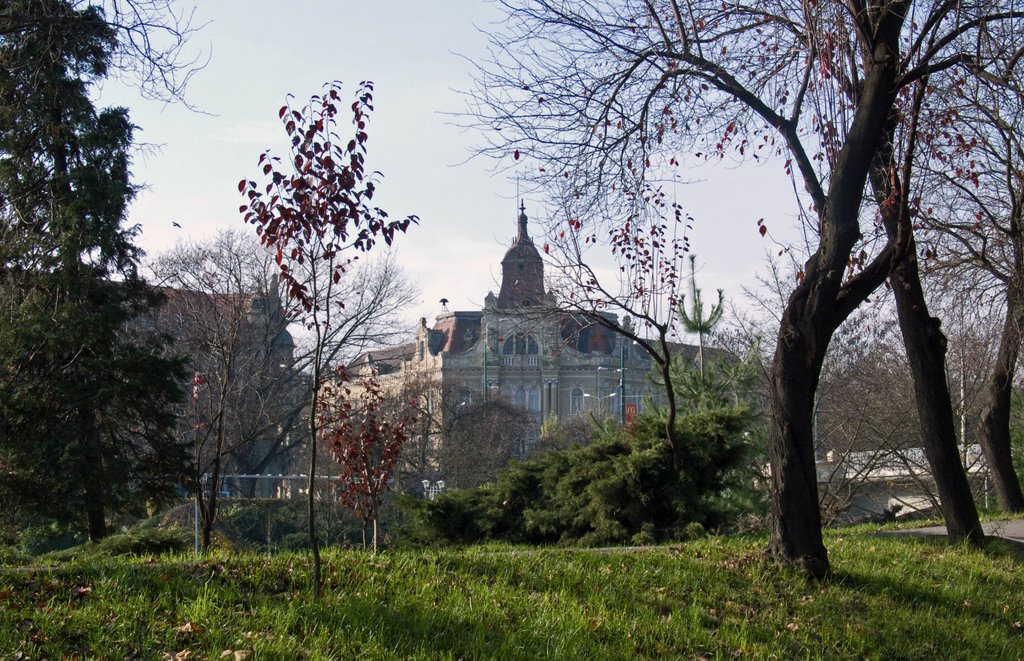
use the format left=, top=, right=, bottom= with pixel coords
left=619, top=339, right=626, bottom=424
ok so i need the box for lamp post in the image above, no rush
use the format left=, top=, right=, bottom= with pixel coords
left=619, top=339, right=626, bottom=424
left=583, top=391, right=617, bottom=419
left=482, top=327, right=488, bottom=400
left=599, top=350, right=628, bottom=425
left=421, top=479, right=446, bottom=500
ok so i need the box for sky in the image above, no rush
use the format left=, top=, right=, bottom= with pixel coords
left=100, top=1, right=800, bottom=331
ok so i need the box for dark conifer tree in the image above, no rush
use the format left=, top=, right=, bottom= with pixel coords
left=0, top=0, right=188, bottom=540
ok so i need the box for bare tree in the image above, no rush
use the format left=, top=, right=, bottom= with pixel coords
left=466, top=0, right=1022, bottom=576
left=542, top=183, right=694, bottom=466
left=441, top=396, right=537, bottom=489
left=537, top=415, right=594, bottom=453
left=389, top=373, right=536, bottom=490
left=148, top=230, right=303, bottom=550
left=916, top=57, right=1024, bottom=512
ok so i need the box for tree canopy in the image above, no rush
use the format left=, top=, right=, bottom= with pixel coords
left=0, top=0, right=189, bottom=539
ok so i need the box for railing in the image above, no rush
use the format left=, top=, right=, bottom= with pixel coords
left=816, top=444, right=987, bottom=483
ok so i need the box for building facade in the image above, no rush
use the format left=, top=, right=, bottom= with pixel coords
left=350, top=204, right=662, bottom=458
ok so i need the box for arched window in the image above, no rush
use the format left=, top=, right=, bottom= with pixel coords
left=515, top=333, right=527, bottom=355
left=570, top=386, right=584, bottom=415
left=514, top=386, right=527, bottom=409
left=502, top=336, right=514, bottom=355
left=527, top=335, right=539, bottom=355
left=528, top=386, right=541, bottom=413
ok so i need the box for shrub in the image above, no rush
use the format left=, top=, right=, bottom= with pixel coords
left=35, top=526, right=190, bottom=563
left=0, top=545, right=31, bottom=566
left=95, top=526, right=189, bottom=556
left=399, top=406, right=755, bottom=547
left=17, top=521, right=85, bottom=556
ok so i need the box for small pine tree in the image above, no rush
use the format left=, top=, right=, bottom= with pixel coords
left=677, top=255, right=724, bottom=382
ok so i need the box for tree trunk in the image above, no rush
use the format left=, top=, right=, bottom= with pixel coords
left=866, top=121, right=985, bottom=542
left=977, top=290, right=1024, bottom=512
left=307, top=371, right=322, bottom=601
left=201, top=474, right=217, bottom=551
left=764, top=3, right=909, bottom=577
left=889, top=256, right=984, bottom=543
left=201, top=361, right=233, bottom=551
left=768, top=309, right=829, bottom=579
left=80, top=404, right=107, bottom=541
left=657, top=330, right=681, bottom=470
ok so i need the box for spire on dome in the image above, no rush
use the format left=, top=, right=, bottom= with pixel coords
left=497, top=200, right=545, bottom=308
left=517, top=200, right=531, bottom=243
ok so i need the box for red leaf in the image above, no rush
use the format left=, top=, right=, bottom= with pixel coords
left=759, top=225, right=767, bottom=237
left=513, top=150, right=520, bottom=160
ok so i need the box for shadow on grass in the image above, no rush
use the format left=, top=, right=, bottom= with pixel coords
left=827, top=537, right=1021, bottom=631
left=981, top=536, right=1024, bottom=562
left=295, top=591, right=570, bottom=658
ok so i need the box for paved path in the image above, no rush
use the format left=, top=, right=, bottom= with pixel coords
left=880, top=518, right=1024, bottom=543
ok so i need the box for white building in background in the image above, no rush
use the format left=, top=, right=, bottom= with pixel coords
left=348, top=204, right=680, bottom=449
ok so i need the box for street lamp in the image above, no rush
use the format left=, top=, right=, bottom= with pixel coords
left=583, top=391, right=617, bottom=419
left=599, top=353, right=627, bottom=424
left=421, top=479, right=446, bottom=500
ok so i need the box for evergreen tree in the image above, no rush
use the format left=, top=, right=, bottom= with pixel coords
left=0, top=0, right=187, bottom=540
left=399, top=406, right=753, bottom=548
left=677, top=255, right=724, bottom=383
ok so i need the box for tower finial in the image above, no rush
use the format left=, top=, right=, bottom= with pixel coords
left=517, top=200, right=529, bottom=242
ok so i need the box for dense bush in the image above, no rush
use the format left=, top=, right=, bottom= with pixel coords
left=0, top=545, right=31, bottom=565
left=16, top=521, right=86, bottom=556
left=32, top=526, right=189, bottom=563
left=400, top=406, right=755, bottom=547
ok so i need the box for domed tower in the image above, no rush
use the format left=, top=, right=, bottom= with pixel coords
left=497, top=202, right=546, bottom=308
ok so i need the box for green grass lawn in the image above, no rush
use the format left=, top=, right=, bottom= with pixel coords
left=2, top=532, right=1023, bottom=659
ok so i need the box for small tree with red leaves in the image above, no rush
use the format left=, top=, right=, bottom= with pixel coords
left=239, top=80, right=416, bottom=598
left=321, top=372, right=414, bottom=552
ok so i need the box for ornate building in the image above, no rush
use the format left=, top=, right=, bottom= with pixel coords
left=349, top=204, right=661, bottom=457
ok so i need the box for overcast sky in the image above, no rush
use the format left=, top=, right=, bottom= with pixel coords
left=99, top=1, right=801, bottom=332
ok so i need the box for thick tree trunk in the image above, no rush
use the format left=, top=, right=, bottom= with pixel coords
left=977, top=291, right=1024, bottom=512
left=764, top=3, right=908, bottom=577
left=768, top=301, right=829, bottom=579
left=890, top=256, right=984, bottom=543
